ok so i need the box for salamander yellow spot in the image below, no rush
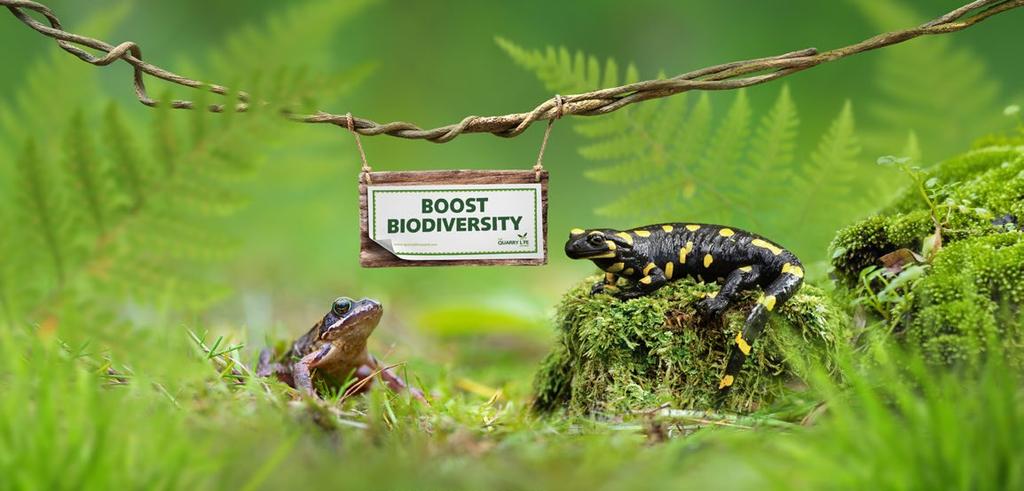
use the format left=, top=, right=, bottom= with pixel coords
left=718, top=375, right=734, bottom=389
left=703, top=254, right=714, bottom=268
left=705, top=291, right=718, bottom=299
left=679, top=241, right=694, bottom=263
left=634, top=230, right=651, bottom=238
left=664, top=262, right=674, bottom=279
left=570, top=228, right=585, bottom=236
left=607, top=241, right=617, bottom=251
left=605, top=272, right=616, bottom=283
left=624, top=268, right=635, bottom=276
left=608, top=262, right=625, bottom=273
left=604, top=285, right=620, bottom=292
left=759, top=295, right=777, bottom=311
left=735, top=332, right=752, bottom=355
left=686, top=224, right=701, bottom=231
left=738, top=266, right=753, bottom=272
left=751, top=239, right=783, bottom=255
left=615, top=232, right=633, bottom=245
left=643, top=262, right=656, bottom=275
left=782, top=262, right=804, bottom=278
left=719, top=228, right=735, bottom=237
left=661, top=225, right=674, bottom=233
left=639, top=276, right=652, bottom=285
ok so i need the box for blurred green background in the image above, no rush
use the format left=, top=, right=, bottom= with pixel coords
left=0, top=0, right=1020, bottom=369
left=1, top=1, right=1022, bottom=489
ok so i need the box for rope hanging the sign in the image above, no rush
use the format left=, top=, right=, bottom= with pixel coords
left=346, top=112, right=373, bottom=185
left=533, top=94, right=564, bottom=182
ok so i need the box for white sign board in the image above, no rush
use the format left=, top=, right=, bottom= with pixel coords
left=366, top=183, right=545, bottom=261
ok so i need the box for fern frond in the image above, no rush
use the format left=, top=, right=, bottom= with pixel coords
left=594, top=93, right=715, bottom=221
left=64, top=109, right=111, bottom=234
left=787, top=101, right=868, bottom=257
left=0, top=1, right=374, bottom=322
left=0, top=5, right=130, bottom=158
left=682, top=91, right=753, bottom=223
left=848, top=0, right=1003, bottom=159
left=738, top=85, right=801, bottom=231
left=210, top=0, right=376, bottom=77
left=13, top=139, right=69, bottom=282
left=699, top=90, right=753, bottom=171
left=103, top=103, right=148, bottom=211
left=152, top=94, right=179, bottom=176
left=497, top=39, right=606, bottom=94
left=807, top=101, right=861, bottom=184
left=746, top=85, right=799, bottom=184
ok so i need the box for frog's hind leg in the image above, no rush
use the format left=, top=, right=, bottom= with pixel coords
left=257, top=348, right=295, bottom=386
left=256, top=348, right=279, bottom=377
left=715, top=269, right=803, bottom=403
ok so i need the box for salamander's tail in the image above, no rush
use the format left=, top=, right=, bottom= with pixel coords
left=714, top=261, right=804, bottom=407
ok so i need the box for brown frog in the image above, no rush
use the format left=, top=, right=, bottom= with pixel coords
left=257, top=297, right=425, bottom=401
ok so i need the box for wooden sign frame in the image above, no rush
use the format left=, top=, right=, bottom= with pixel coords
left=359, top=169, right=548, bottom=268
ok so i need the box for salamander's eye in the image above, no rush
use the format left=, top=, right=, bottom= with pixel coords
left=332, top=297, right=352, bottom=316
left=587, top=234, right=606, bottom=246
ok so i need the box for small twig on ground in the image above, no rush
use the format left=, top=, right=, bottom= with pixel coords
left=338, top=361, right=405, bottom=405
left=633, top=407, right=797, bottom=430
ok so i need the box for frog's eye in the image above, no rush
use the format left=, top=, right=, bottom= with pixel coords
left=332, top=298, right=353, bottom=316
left=587, top=234, right=606, bottom=246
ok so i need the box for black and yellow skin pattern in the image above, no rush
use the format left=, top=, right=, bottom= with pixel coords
left=564, top=223, right=804, bottom=399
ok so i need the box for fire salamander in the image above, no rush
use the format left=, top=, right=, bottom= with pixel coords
left=564, top=223, right=804, bottom=399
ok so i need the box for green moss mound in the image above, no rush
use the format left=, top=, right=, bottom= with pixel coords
left=533, top=276, right=850, bottom=414
left=831, top=142, right=1024, bottom=366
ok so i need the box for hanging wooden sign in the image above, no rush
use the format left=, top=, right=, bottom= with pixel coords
left=359, top=170, right=548, bottom=267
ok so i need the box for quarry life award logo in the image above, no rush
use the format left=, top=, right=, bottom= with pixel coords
left=366, top=183, right=545, bottom=261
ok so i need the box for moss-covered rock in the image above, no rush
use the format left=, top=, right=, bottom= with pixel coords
left=533, top=276, right=849, bottom=414
left=830, top=142, right=1024, bottom=366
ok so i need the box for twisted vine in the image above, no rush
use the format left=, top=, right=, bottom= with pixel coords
left=2, top=0, right=1021, bottom=143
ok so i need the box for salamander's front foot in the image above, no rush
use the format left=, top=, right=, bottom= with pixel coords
left=695, top=295, right=729, bottom=321
left=590, top=281, right=606, bottom=295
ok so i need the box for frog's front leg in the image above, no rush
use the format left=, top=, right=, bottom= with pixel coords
left=617, top=261, right=668, bottom=299
left=696, top=265, right=761, bottom=319
left=292, top=344, right=333, bottom=397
